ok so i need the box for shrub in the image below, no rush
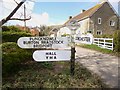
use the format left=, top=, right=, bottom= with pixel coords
left=113, top=30, right=120, bottom=52
left=41, top=62, right=53, bottom=69
left=2, top=25, right=30, bottom=32
left=2, top=26, right=10, bottom=32
left=2, top=26, right=21, bottom=32
left=2, top=31, right=31, bottom=43
left=1, top=42, right=33, bottom=76
left=94, top=34, right=113, bottom=38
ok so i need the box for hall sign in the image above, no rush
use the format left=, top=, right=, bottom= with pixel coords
left=75, top=34, right=93, bottom=44
left=17, top=37, right=70, bottom=49
left=33, top=50, right=71, bottom=62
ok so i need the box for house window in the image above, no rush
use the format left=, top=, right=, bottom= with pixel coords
left=87, top=30, right=92, bottom=33
left=98, top=18, right=102, bottom=24
left=109, top=20, right=115, bottom=26
left=97, top=30, right=102, bottom=35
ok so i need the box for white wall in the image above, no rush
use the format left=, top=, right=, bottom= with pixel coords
left=57, top=27, right=71, bottom=37
left=76, top=18, right=90, bottom=35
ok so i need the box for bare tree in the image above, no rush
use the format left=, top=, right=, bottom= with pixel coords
left=0, top=0, right=31, bottom=26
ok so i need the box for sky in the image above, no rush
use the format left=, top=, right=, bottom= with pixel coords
left=0, top=0, right=119, bottom=27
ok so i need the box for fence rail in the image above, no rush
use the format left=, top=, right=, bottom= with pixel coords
left=93, top=38, right=113, bottom=50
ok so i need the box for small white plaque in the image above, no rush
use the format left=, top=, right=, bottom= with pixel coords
left=75, top=34, right=93, bottom=44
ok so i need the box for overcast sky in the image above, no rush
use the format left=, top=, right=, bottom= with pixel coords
left=0, top=0, right=119, bottom=27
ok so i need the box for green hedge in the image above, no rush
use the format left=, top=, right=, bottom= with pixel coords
left=1, top=42, right=33, bottom=76
left=2, top=26, right=32, bottom=43
left=2, top=25, right=29, bottom=33
left=94, top=31, right=120, bottom=53
left=94, top=34, right=113, bottom=38
left=2, top=26, right=19, bottom=32
left=113, top=30, right=120, bottom=52
left=2, top=31, right=31, bottom=43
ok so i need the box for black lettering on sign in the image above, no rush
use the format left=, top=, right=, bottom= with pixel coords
left=61, top=41, right=63, bottom=44
left=76, top=37, right=91, bottom=42
left=45, top=56, right=57, bottom=59
left=46, top=56, right=49, bottom=59
left=46, top=52, right=56, bottom=55
left=54, top=56, right=57, bottom=59
left=86, top=37, right=90, bottom=42
left=29, top=37, right=33, bottom=41
left=23, top=41, right=39, bottom=44
left=50, top=56, right=53, bottom=59
left=46, top=52, right=49, bottom=55
left=45, top=52, right=57, bottom=60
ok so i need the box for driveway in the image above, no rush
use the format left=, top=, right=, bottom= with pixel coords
left=75, top=46, right=119, bottom=88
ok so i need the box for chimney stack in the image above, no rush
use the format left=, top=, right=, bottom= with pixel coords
left=99, top=0, right=108, bottom=4
left=69, top=16, right=72, bottom=19
left=81, top=9, right=86, bottom=13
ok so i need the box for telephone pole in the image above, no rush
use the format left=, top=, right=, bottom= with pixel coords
left=24, top=4, right=26, bottom=30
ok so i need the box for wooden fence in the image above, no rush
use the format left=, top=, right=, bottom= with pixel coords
left=93, top=38, right=113, bottom=50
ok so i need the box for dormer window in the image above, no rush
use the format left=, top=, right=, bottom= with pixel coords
left=98, top=18, right=102, bottom=24
left=109, top=20, right=115, bottom=26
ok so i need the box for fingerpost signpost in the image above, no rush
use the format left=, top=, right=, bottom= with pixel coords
left=17, top=19, right=80, bottom=76
left=66, top=19, right=80, bottom=76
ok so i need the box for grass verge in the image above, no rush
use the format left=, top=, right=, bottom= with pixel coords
left=2, top=61, right=107, bottom=88
left=77, top=44, right=120, bottom=56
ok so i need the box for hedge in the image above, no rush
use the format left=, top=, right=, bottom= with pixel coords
left=94, top=30, right=120, bottom=52
left=1, top=42, right=33, bottom=76
left=2, top=31, right=31, bottom=43
left=113, top=30, right=120, bottom=52
left=94, top=34, right=113, bottom=38
left=2, top=25, right=29, bottom=32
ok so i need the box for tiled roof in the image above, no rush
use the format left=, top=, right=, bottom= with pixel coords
left=64, top=2, right=106, bottom=25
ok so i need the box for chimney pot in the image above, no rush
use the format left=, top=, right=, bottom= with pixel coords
left=81, top=9, right=86, bottom=13
left=69, top=16, right=72, bottom=19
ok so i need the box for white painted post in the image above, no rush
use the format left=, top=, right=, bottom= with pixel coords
left=104, top=38, right=106, bottom=48
left=112, top=38, right=113, bottom=50
left=98, top=38, right=99, bottom=46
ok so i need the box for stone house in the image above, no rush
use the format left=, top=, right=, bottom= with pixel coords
left=49, top=25, right=63, bottom=37
left=30, top=28, right=40, bottom=36
left=64, top=1, right=119, bottom=35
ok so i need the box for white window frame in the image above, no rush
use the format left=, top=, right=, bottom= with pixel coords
left=109, top=20, right=115, bottom=26
left=96, top=30, right=102, bottom=35
left=98, top=18, right=102, bottom=24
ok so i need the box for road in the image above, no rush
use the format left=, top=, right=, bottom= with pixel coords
left=75, top=46, right=119, bottom=88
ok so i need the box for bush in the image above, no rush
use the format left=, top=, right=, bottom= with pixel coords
left=94, top=34, right=113, bottom=38
left=2, top=26, right=21, bottom=32
left=113, top=30, right=120, bottom=52
left=2, top=26, right=11, bottom=32
left=1, top=42, right=33, bottom=76
left=2, top=25, right=30, bottom=33
left=2, top=31, right=31, bottom=43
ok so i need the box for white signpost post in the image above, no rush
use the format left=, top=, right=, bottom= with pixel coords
left=17, top=37, right=70, bottom=49
left=33, top=50, right=71, bottom=62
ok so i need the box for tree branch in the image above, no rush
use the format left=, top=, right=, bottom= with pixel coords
left=0, top=0, right=26, bottom=26
left=10, top=16, right=31, bottom=21
left=14, top=0, right=18, bottom=5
